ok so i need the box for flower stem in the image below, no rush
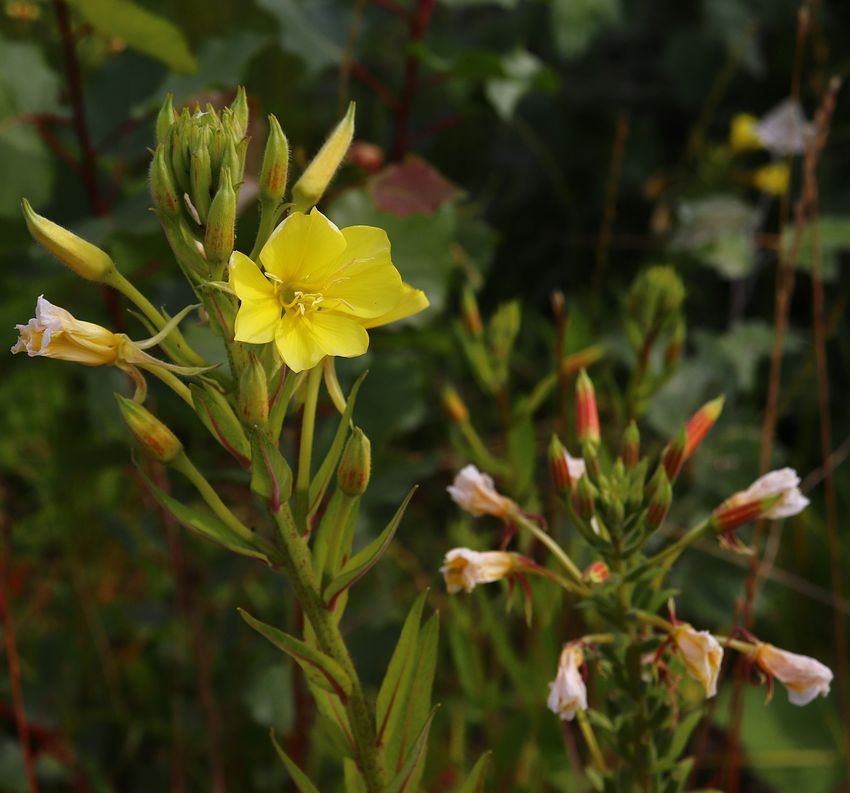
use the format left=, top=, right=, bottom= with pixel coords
left=577, top=709, right=608, bottom=773
left=273, top=504, right=386, bottom=791
left=295, top=364, right=323, bottom=530
left=643, top=518, right=712, bottom=570
left=142, top=364, right=194, bottom=407
left=249, top=199, right=284, bottom=260
left=512, top=512, right=588, bottom=590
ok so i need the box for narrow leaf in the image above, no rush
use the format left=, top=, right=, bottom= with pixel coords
left=135, top=464, right=269, bottom=562
left=323, top=487, right=416, bottom=607
left=270, top=730, right=322, bottom=793
left=456, top=751, right=492, bottom=793
left=239, top=609, right=351, bottom=701
left=385, top=707, right=438, bottom=793
left=343, top=758, right=368, bottom=793
left=308, top=371, right=367, bottom=514
left=250, top=427, right=293, bottom=512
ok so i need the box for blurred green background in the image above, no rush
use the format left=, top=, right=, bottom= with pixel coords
left=1, top=0, right=849, bottom=790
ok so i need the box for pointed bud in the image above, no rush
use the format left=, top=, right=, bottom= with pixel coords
left=292, top=101, right=355, bottom=211
left=337, top=427, right=371, bottom=496
left=572, top=474, right=596, bottom=519
left=22, top=199, right=115, bottom=282
left=583, top=561, right=609, bottom=584
left=662, top=427, right=687, bottom=481
left=230, top=86, right=249, bottom=139
left=646, top=469, right=672, bottom=530
left=549, top=435, right=571, bottom=491
left=156, top=94, right=175, bottom=146
left=550, top=290, right=565, bottom=322
left=190, top=145, right=213, bottom=224
left=621, top=420, right=640, bottom=468
left=576, top=369, right=600, bottom=445
left=170, top=109, right=191, bottom=191
left=461, top=285, right=483, bottom=337
left=683, top=396, right=724, bottom=460
left=116, top=395, right=182, bottom=464
left=260, top=114, right=290, bottom=204
left=221, top=134, right=241, bottom=189
left=149, top=145, right=181, bottom=218
left=238, top=355, right=269, bottom=428
left=441, top=385, right=468, bottom=424
left=204, top=168, right=236, bottom=267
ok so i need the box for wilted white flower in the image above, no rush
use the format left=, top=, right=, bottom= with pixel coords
left=447, top=465, right=516, bottom=519
left=755, top=98, right=813, bottom=156
left=753, top=643, right=833, bottom=706
left=671, top=624, right=724, bottom=698
left=547, top=643, right=588, bottom=721
left=439, top=548, right=516, bottom=594
left=712, top=468, right=809, bottom=532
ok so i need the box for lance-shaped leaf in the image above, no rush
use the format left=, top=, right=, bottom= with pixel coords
left=311, top=489, right=359, bottom=582
left=268, top=367, right=304, bottom=443
left=387, top=612, right=439, bottom=776
left=239, top=609, right=352, bottom=701
left=456, top=751, right=492, bottom=793
left=385, top=707, right=438, bottom=793
left=308, top=371, right=367, bottom=514
left=343, top=758, right=368, bottom=793
left=190, top=383, right=251, bottom=466
left=377, top=593, right=426, bottom=752
left=323, top=488, right=416, bottom=608
left=250, top=427, right=292, bottom=512
left=270, top=730, right=321, bottom=793
left=136, top=464, right=270, bottom=563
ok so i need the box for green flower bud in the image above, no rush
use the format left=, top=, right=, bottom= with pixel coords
left=337, top=427, right=371, bottom=496
left=621, top=420, right=640, bottom=469
left=260, top=114, right=290, bottom=204
left=155, top=93, right=175, bottom=147
left=646, top=468, right=672, bottom=530
left=204, top=167, right=236, bottom=267
left=230, top=86, right=249, bottom=139
left=22, top=199, right=115, bottom=282
left=441, top=385, right=468, bottom=424
left=149, top=145, right=181, bottom=218
left=292, top=101, right=355, bottom=211
left=190, top=144, right=213, bottom=224
left=573, top=473, right=597, bottom=519
left=238, top=355, right=269, bottom=428
left=116, top=395, right=182, bottom=464
left=170, top=108, right=192, bottom=192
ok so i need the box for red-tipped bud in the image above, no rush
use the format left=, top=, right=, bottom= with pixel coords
left=572, top=474, right=597, bottom=519
left=621, top=420, right=640, bottom=468
left=461, top=284, right=483, bottom=337
left=661, top=427, right=687, bottom=481
left=549, top=435, right=571, bottom=491
left=683, top=395, right=724, bottom=460
left=646, top=469, right=672, bottom=530
left=710, top=469, right=808, bottom=534
left=576, top=369, right=600, bottom=445
left=116, top=395, right=182, bottom=464
left=441, top=385, right=469, bottom=424
left=583, top=561, right=609, bottom=584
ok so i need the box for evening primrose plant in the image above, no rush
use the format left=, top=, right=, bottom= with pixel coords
left=10, top=89, right=468, bottom=793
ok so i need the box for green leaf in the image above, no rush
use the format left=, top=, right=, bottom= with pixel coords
left=385, top=707, right=438, bottom=793
left=190, top=383, right=251, bottom=467
left=270, top=730, right=322, bottom=793
left=0, top=128, right=53, bottom=220
left=662, top=709, right=703, bottom=765
left=456, top=751, right=492, bottom=793
left=0, top=38, right=62, bottom=117
left=68, top=0, right=197, bottom=73
left=551, top=0, right=622, bottom=60
left=308, top=371, right=367, bottom=514
left=250, top=428, right=293, bottom=512
left=377, top=592, right=427, bottom=752
left=255, top=0, right=342, bottom=75
left=135, top=464, right=269, bottom=562
left=323, top=488, right=416, bottom=607
left=343, top=758, right=368, bottom=793
left=239, top=609, right=352, bottom=701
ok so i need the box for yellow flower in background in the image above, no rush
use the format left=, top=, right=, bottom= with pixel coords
left=729, top=113, right=762, bottom=152
left=230, top=208, right=428, bottom=372
left=752, top=162, right=790, bottom=196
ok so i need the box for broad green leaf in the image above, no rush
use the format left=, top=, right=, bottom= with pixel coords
left=68, top=0, right=197, bottom=73
left=456, top=751, right=492, bottom=793
left=270, top=730, right=321, bottom=793
left=239, top=609, right=352, bottom=700
left=0, top=38, right=61, bottom=117
left=377, top=592, right=427, bottom=750
left=135, top=465, right=269, bottom=562
left=323, top=488, right=416, bottom=607
left=385, top=707, right=438, bottom=793
left=387, top=612, right=440, bottom=778
left=255, top=0, right=342, bottom=75
left=250, top=428, right=293, bottom=511
left=308, top=371, right=367, bottom=514
left=0, top=128, right=53, bottom=220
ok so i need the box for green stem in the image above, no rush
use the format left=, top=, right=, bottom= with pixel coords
left=577, top=709, right=608, bottom=773
left=295, top=364, right=323, bottom=530
left=642, top=518, right=712, bottom=570
left=512, top=512, right=588, bottom=590
left=273, top=505, right=386, bottom=792
left=458, top=420, right=510, bottom=476
left=106, top=270, right=206, bottom=368
left=141, top=365, right=194, bottom=407
left=249, top=199, right=283, bottom=260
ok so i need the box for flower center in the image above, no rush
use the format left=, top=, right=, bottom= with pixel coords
left=276, top=284, right=324, bottom=316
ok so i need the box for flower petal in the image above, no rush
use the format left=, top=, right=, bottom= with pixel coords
left=274, top=311, right=368, bottom=372
left=361, top=282, right=429, bottom=329
left=234, top=298, right=280, bottom=344
left=310, top=311, right=369, bottom=358
left=229, top=251, right=275, bottom=301
left=260, top=208, right=346, bottom=285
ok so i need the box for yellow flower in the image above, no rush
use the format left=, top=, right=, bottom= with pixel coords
left=729, top=113, right=762, bottom=152
left=230, top=208, right=428, bottom=372
left=752, top=162, right=790, bottom=196
left=671, top=624, right=723, bottom=698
